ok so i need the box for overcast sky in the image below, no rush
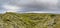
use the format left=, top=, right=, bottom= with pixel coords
left=0, top=0, right=60, bottom=14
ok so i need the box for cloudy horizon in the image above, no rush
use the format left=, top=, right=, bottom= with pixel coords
left=0, top=0, right=60, bottom=14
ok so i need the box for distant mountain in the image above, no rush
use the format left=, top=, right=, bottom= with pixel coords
left=0, top=12, right=60, bottom=28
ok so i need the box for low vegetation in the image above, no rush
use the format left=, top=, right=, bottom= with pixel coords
left=0, top=12, right=60, bottom=28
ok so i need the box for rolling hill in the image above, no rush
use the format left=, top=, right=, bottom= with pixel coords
left=0, top=12, right=60, bottom=28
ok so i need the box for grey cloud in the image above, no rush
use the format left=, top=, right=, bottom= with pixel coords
left=0, top=0, right=60, bottom=13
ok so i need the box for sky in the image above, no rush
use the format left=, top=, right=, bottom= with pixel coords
left=0, top=0, right=60, bottom=14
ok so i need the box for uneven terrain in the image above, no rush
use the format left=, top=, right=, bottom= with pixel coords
left=0, top=12, right=60, bottom=28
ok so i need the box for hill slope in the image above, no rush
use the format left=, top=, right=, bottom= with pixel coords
left=0, top=12, right=60, bottom=28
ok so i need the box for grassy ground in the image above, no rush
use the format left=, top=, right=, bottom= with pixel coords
left=0, top=12, right=60, bottom=28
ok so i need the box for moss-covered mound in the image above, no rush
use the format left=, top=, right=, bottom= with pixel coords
left=0, top=12, right=60, bottom=28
